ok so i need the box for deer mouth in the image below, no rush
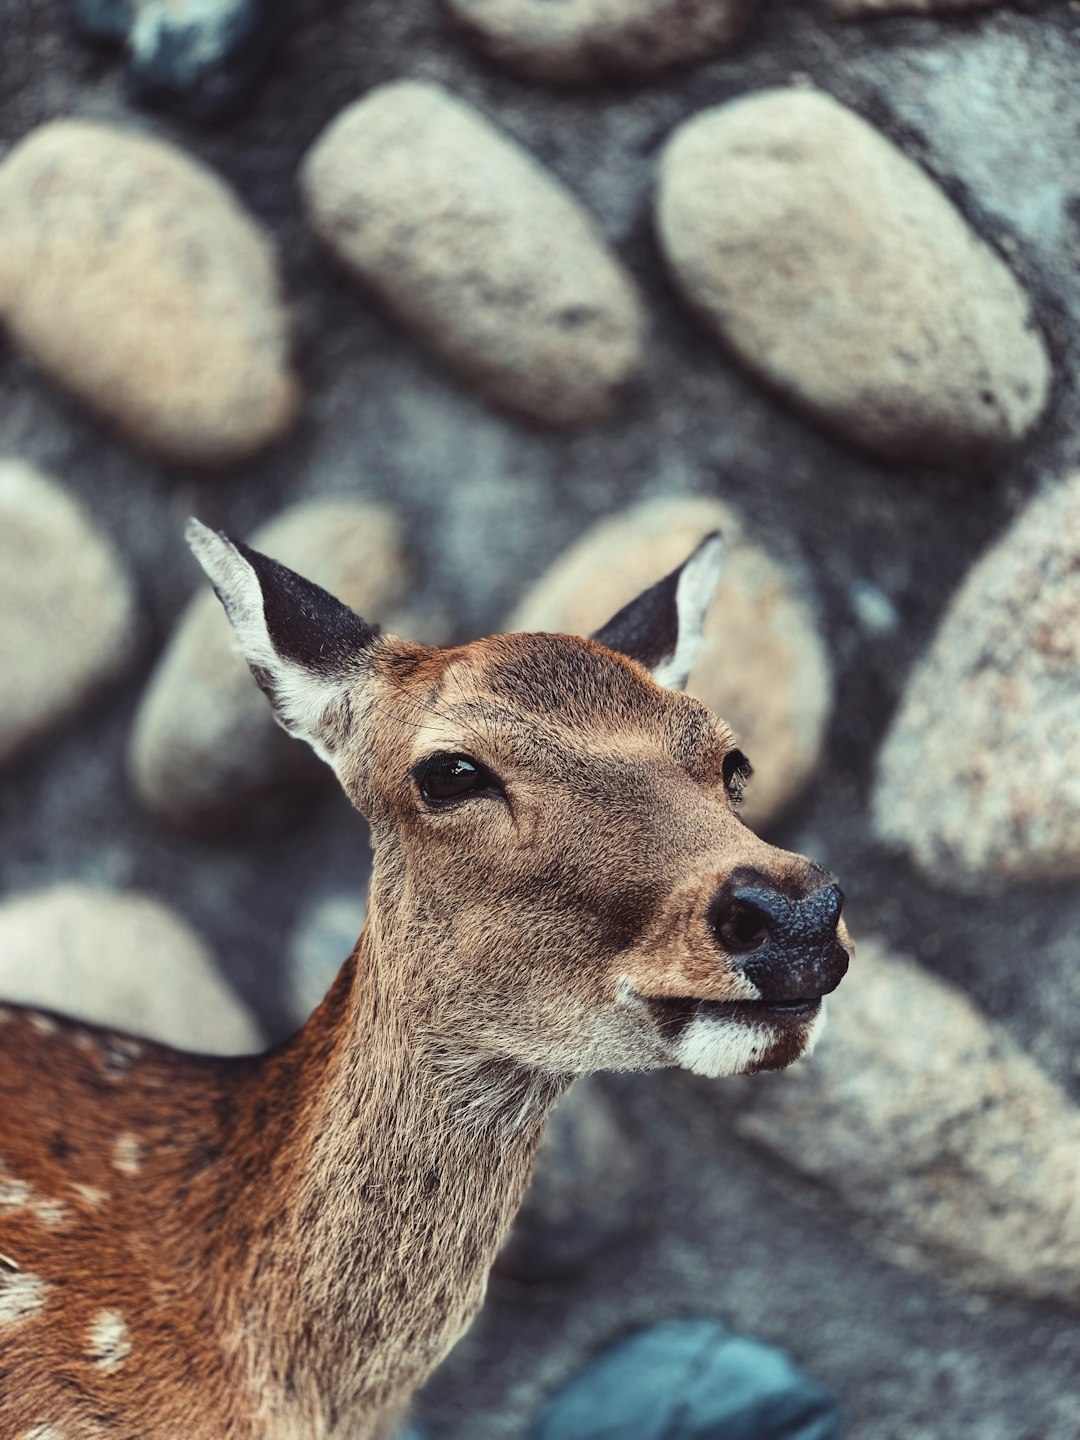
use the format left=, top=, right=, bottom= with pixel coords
left=644, top=994, right=822, bottom=1042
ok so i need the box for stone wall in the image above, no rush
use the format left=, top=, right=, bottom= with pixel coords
left=1, top=2, right=1079, bottom=1436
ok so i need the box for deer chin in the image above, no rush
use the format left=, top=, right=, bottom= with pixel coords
left=644, top=995, right=828, bottom=1078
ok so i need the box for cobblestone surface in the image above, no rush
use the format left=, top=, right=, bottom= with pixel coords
left=2, top=1, right=1080, bottom=1436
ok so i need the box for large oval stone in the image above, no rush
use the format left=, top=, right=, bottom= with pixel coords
left=656, top=89, right=1050, bottom=463
left=873, top=473, right=1080, bottom=889
left=0, top=121, right=299, bottom=465
left=0, top=460, right=135, bottom=769
left=130, top=497, right=409, bottom=831
left=0, top=885, right=261, bottom=1055
left=729, top=938, right=1080, bottom=1308
left=444, top=0, right=755, bottom=85
left=301, top=82, right=645, bottom=429
left=507, top=497, right=832, bottom=827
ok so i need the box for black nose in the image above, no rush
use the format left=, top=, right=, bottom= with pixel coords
left=708, top=879, right=848, bottom=1003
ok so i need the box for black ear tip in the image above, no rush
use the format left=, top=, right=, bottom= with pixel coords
left=693, top=530, right=724, bottom=560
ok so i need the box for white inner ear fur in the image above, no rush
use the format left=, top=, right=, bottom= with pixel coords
left=652, top=533, right=725, bottom=692
left=186, top=519, right=345, bottom=767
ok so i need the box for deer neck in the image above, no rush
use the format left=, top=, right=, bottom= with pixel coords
left=208, top=920, right=569, bottom=1431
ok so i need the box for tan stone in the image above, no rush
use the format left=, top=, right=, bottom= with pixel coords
left=0, top=460, right=135, bottom=768
left=444, top=0, right=755, bottom=84
left=301, top=82, right=645, bottom=429
left=0, top=886, right=262, bottom=1055
left=130, top=498, right=409, bottom=830
left=507, top=497, right=832, bottom=827
left=0, top=121, right=299, bottom=465
left=726, top=939, right=1080, bottom=1307
left=873, top=473, right=1080, bottom=888
left=656, top=89, right=1050, bottom=462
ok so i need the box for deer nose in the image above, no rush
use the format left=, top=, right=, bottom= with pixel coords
left=707, top=880, right=848, bottom=1004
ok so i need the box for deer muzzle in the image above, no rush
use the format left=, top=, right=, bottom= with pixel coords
left=708, top=875, right=850, bottom=1006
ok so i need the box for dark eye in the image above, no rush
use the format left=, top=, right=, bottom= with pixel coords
left=721, top=749, right=753, bottom=804
left=413, top=753, right=502, bottom=807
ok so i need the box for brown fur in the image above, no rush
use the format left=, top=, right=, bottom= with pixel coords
left=0, top=630, right=850, bottom=1438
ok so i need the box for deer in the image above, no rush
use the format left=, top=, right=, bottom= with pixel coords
left=0, top=520, right=851, bottom=1440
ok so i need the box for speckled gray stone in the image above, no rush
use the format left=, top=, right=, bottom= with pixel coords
left=0, top=885, right=262, bottom=1054
left=656, top=88, right=1050, bottom=462
left=444, top=0, right=756, bottom=84
left=0, top=121, right=299, bottom=465
left=729, top=938, right=1080, bottom=1308
left=872, top=473, right=1080, bottom=889
left=0, top=460, right=135, bottom=769
left=498, top=1080, right=647, bottom=1283
left=301, top=82, right=645, bottom=429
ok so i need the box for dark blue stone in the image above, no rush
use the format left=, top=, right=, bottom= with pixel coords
left=67, top=0, right=287, bottom=123
left=532, top=1319, right=843, bottom=1440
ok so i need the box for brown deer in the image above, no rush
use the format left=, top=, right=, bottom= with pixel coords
left=0, top=522, right=851, bottom=1439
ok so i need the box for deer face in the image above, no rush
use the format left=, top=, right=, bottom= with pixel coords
left=190, top=522, right=850, bottom=1082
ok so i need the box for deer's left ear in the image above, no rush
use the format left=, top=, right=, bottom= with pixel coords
left=592, top=532, right=724, bottom=691
left=186, top=518, right=381, bottom=765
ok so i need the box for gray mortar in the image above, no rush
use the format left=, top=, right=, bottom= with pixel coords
left=2, top=2, right=1079, bottom=1436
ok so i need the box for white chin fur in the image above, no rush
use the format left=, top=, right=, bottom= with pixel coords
left=675, top=1016, right=773, bottom=1078
left=674, top=1001, right=828, bottom=1079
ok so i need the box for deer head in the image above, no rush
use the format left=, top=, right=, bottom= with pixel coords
left=189, top=519, right=850, bottom=1086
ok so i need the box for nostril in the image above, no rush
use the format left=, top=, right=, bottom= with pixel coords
left=813, top=883, right=844, bottom=932
left=712, top=899, right=773, bottom=955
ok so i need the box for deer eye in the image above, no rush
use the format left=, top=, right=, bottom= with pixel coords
left=721, top=748, right=753, bottom=804
left=413, top=753, right=501, bottom=807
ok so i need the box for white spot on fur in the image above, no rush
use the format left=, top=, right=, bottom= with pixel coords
left=112, top=1134, right=142, bottom=1176
left=101, top=1037, right=143, bottom=1080
left=24, top=1426, right=66, bottom=1440
left=0, top=1162, right=66, bottom=1226
left=29, top=1013, right=58, bottom=1037
left=652, top=532, right=725, bottom=691
left=675, top=1014, right=773, bottom=1078
left=0, top=1267, right=49, bottom=1325
left=0, top=1160, right=31, bottom=1209
left=32, top=1199, right=68, bottom=1228
left=74, top=1030, right=99, bottom=1055
left=74, top=1183, right=107, bottom=1209
left=87, top=1309, right=131, bottom=1371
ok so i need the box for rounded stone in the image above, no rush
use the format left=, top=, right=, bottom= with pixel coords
left=130, top=497, right=408, bottom=831
left=0, top=121, right=299, bottom=465
left=730, top=939, right=1080, bottom=1308
left=507, top=497, right=832, bottom=827
left=0, top=460, right=135, bottom=769
left=655, top=89, right=1050, bottom=463
left=873, top=474, right=1080, bottom=889
left=0, top=885, right=262, bottom=1054
left=444, top=0, right=755, bottom=85
left=301, top=82, right=645, bottom=429
left=497, top=1078, right=647, bottom=1283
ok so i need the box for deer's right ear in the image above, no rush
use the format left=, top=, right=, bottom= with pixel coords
left=186, top=519, right=380, bottom=765
left=592, top=532, right=724, bottom=691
